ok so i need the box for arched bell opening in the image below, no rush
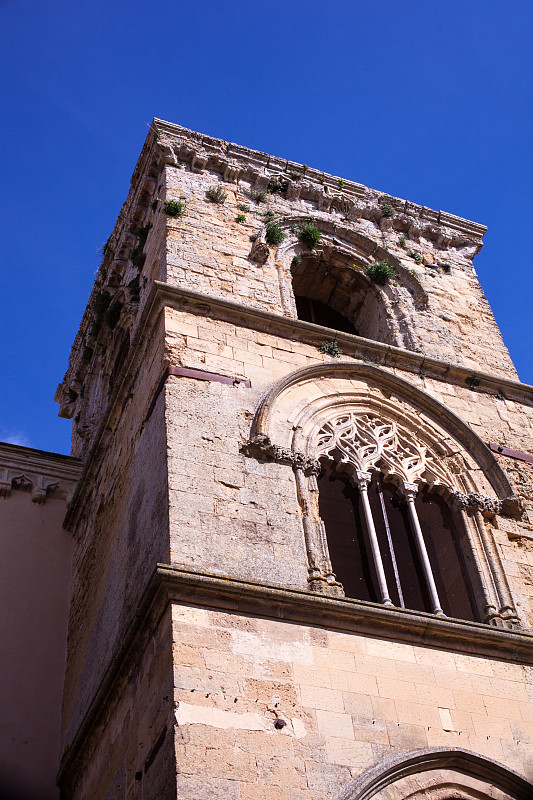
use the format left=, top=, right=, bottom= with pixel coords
left=290, top=250, right=397, bottom=345
left=317, top=459, right=479, bottom=622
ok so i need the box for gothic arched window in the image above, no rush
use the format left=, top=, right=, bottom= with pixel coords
left=318, top=462, right=478, bottom=620
left=312, top=411, right=480, bottom=622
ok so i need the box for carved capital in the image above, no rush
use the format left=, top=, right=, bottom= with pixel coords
left=399, top=481, right=419, bottom=502
left=355, top=470, right=372, bottom=488
left=241, top=435, right=320, bottom=473
left=249, top=241, right=269, bottom=264
left=451, top=491, right=502, bottom=516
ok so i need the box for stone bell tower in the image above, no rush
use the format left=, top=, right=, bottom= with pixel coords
left=55, top=120, right=533, bottom=799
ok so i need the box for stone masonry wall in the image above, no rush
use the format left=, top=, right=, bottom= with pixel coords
left=164, top=305, right=533, bottom=627
left=172, top=603, right=533, bottom=798
left=62, top=608, right=176, bottom=800
left=61, top=314, right=170, bottom=752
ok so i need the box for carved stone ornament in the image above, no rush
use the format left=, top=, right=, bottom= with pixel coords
left=242, top=434, right=320, bottom=474
left=249, top=241, right=269, bottom=264
left=314, top=412, right=452, bottom=489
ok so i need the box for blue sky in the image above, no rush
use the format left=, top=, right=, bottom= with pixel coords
left=1, top=0, right=532, bottom=455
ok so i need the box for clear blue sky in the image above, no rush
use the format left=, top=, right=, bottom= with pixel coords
left=1, top=0, right=532, bottom=455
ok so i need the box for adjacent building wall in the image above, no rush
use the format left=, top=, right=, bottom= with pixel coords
left=0, top=444, right=81, bottom=800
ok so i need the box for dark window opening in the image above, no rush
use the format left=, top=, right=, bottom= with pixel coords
left=317, top=463, right=479, bottom=622
left=295, top=295, right=358, bottom=335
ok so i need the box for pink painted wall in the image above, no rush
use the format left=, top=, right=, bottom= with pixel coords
left=0, top=488, right=72, bottom=800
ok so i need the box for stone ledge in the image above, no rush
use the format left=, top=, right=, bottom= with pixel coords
left=57, top=562, right=533, bottom=787
left=153, top=282, right=533, bottom=406
left=157, top=564, right=533, bottom=662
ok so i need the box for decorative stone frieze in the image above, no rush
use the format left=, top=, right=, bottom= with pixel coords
left=0, top=443, right=82, bottom=503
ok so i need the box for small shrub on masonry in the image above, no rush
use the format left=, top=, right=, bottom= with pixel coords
left=440, top=262, right=451, bottom=273
left=297, top=223, right=321, bottom=249
left=465, top=376, right=480, bottom=391
left=261, top=210, right=276, bottom=222
left=365, top=260, right=397, bottom=285
left=171, top=161, right=182, bottom=168
left=249, top=234, right=257, bottom=242
left=131, top=222, right=153, bottom=266
left=318, top=339, right=341, bottom=357
left=496, top=390, right=505, bottom=401
left=319, top=174, right=326, bottom=184
left=236, top=214, right=246, bottom=223
left=291, top=255, right=302, bottom=267
left=398, top=235, right=406, bottom=248
left=338, top=179, right=344, bottom=190
left=267, top=176, right=289, bottom=195
left=164, top=199, right=185, bottom=217
left=92, top=291, right=112, bottom=318
left=265, top=221, right=285, bottom=245
left=98, top=236, right=112, bottom=258
left=243, top=187, right=267, bottom=203
left=381, top=203, right=395, bottom=218
left=206, top=185, right=227, bottom=204
left=409, top=251, right=422, bottom=264
left=238, top=203, right=251, bottom=213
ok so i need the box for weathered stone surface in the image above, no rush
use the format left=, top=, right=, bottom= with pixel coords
left=54, top=120, right=533, bottom=798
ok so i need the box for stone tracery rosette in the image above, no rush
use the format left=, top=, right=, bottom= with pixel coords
left=314, top=411, right=452, bottom=490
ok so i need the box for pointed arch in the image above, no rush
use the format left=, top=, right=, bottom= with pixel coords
left=250, top=361, right=512, bottom=499
left=336, top=747, right=533, bottom=800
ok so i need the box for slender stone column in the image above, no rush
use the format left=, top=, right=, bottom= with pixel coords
left=400, top=482, right=445, bottom=616
left=472, top=506, right=516, bottom=621
left=293, top=466, right=322, bottom=581
left=355, top=470, right=393, bottom=607
left=455, top=505, right=500, bottom=624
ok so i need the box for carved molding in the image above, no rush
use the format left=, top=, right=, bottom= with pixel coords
left=241, top=434, right=320, bottom=475
left=0, top=443, right=82, bottom=504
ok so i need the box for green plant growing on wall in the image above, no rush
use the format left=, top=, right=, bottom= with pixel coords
left=398, top=235, right=406, bottom=248
left=381, top=203, right=394, bottom=218
left=267, top=176, right=289, bottom=195
left=163, top=200, right=185, bottom=217
left=171, top=161, right=182, bottom=168
left=319, top=175, right=326, bottom=184
left=261, top=210, right=276, bottom=222
left=297, top=223, right=321, bottom=249
left=238, top=203, right=251, bottom=213
left=338, top=179, right=344, bottom=190
left=495, top=390, right=505, bottom=401
left=236, top=214, right=246, bottom=223
left=291, top=255, right=302, bottom=267
left=318, top=339, right=341, bottom=357
left=206, top=185, right=227, bottom=204
left=409, top=251, right=423, bottom=264
left=265, top=221, right=285, bottom=245
left=98, top=236, right=113, bottom=258
left=365, top=260, right=397, bottom=285
left=465, top=376, right=480, bottom=391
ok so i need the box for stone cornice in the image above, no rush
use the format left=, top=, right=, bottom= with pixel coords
left=0, top=442, right=82, bottom=502
left=57, top=562, right=533, bottom=787
left=152, top=282, right=533, bottom=406
left=151, top=118, right=487, bottom=242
